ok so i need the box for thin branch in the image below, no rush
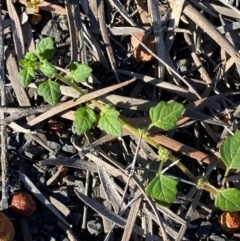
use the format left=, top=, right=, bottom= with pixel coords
left=0, top=0, right=9, bottom=210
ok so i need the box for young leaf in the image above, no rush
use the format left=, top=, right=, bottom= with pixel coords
left=38, top=81, right=61, bottom=106
left=25, top=52, right=38, bottom=62
left=19, top=67, right=35, bottom=87
left=98, top=107, right=122, bottom=137
left=73, top=106, right=97, bottom=135
left=25, top=0, right=44, bottom=10
left=19, top=59, right=29, bottom=68
left=215, top=188, right=240, bottom=211
left=149, top=101, right=184, bottom=131
left=69, top=62, right=92, bottom=82
left=39, top=60, right=56, bottom=77
left=35, top=37, right=55, bottom=60
left=145, top=174, right=178, bottom=207
left=220, top=131, right=240, bottom=169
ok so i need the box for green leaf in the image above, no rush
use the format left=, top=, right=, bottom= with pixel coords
left=73, top=107, right=97, bottom=135
left=19, top=58, right=29, bottom=68
left=69, top=62, right=92, bottom=82
left=149, top=101, right=184, bottom=131
left=25, top=52, right=38, bottom=62
left=98, top=107, right=122, bottom=137
left=38, top=81, right=61, bottom=106
left=215, top=188, right=240, bottom=211
left=145, top=174, right=178, bottom=207
left=19, top=67, right=35, bottom=87
left=220, top=131, right=240, bottom=169
left=39, top=60, right=56, bottom=76
left=35, top=37, right=55, bottom=60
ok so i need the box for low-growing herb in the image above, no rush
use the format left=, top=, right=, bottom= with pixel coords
left=18, top=37, right=240, bottom=212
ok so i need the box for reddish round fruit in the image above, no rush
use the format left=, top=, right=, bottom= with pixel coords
left=219, top=211, right=240, bottom=233
left=11, top=192, right=36, bottom=217
left=0, top=212, right=15, bottom=241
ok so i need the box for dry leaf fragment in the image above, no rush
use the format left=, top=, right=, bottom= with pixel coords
left=58, top=165, right=69, bottom=178
left=219, top=211, right=240, bottom=233
left=131, top=33, right=156, bottom=62
left=0, top=212, right=15, bottom=241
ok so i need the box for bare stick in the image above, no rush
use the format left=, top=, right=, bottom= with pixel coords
left=98, top=0, right=120, bottom=83
left=0, top=1, right=9, bottom=210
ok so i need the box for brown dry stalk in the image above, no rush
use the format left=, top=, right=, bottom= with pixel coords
left=182, top=1, right=240, bottom=66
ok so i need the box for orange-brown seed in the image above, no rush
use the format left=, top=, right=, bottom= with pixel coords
left=11, top=192, right=36, bottom=217
left=219, top=211, right=240, bottom=233
left=0, top=212, right=15, bottom=241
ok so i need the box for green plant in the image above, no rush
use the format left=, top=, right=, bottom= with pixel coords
left=19, top=37, right=240, bottom=211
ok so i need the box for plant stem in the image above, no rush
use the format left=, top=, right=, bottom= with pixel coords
left=55, top=73, right=104, bottom=110
left=203, top=183, right=218, bottom=197
left=158, top=160, right=164, bottom=174
left=120, top=119, right=197, bottom=182
left=55, top=72, right=199, bottom=185
left=169, top=154, right=198, bottom=183
left=196, top=177, right=218, bottom=197
left=54, top=73, right=85, bottom=96
left=120, top=119, right=160, bottom=149
left=221, top=168, right=230, bottom=188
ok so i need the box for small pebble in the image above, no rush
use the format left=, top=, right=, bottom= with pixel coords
left=41, top=20, right=65, bottom=42
left=24, top=145, right=46, bottom=159
left=87, top=219, right=103, bottom=235
left=62, top=144, right=76, bottom=154
left=196, top=221, right=212, bottom=239
left=209, top=234, right=227, bottom=241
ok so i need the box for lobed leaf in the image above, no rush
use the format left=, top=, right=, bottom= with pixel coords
left=98, top=107, right=122, bottom=137
left=35, top=37, right=55, bottom=60
left=38, top=81, right=61, bottom=106
left=220, top=130, right=240, bottom=169
left=145, top=174, right=178, bottom=207
left=19, top=67, right=35, bottom=87
left=19, top=59, right=29, bottom=68
left=25, top=52, right=38, bottom=62
left=149, top=101, right=184, bottom=131
left=215, top=188, right=240, bottom=211
left=73, top=107, right=97, bottom=135
left=69, top=62, right=92, bottom=82
left=39, top=60, right=57, bottom=77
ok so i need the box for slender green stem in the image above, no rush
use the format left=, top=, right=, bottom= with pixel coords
left=54, top=73, right=85, bottom=96
left=158, top=160, right=164, bottom=174
left=221, top=168, right=230, bottom=188
left=169, top=154, right=198, bottom=183
left=120, top=119, right=160, bottom=149
left=203, top=183, right=218, bottom=197
left=196, top=177, right=218, bottom=197
left=54, top=73, right=104, bottom=110
left=121, top=119, right=197, bottom=182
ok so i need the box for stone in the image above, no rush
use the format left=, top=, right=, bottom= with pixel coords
left=41, top=20, right=65, bottom=42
